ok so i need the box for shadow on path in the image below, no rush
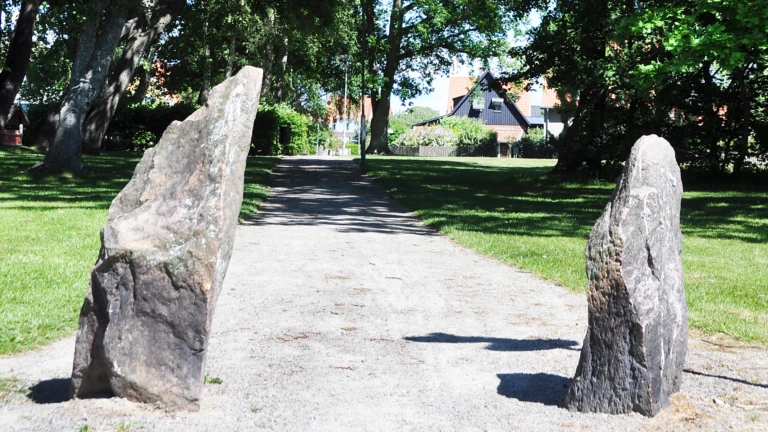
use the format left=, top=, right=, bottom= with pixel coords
left=684, top=368, right=768, bottom=389
left=404, top=333, right=580, bottom=352
left=241, top=158, right=436, bottom=236
left=496, top=373, right=571, bottom=407
left=27, top=378, right=70, bottom=404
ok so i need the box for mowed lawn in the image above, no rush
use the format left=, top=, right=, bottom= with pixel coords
left=0, top=147, right=277, bottom=355
left=366, top=156, right=768, bottom=344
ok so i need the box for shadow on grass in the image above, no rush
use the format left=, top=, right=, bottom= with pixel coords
left=0, top=150, right=279, bottom=221
left=496, top=373, right=571, bottom=407
left=366, top=158, right=768, bottom=243
left=404, top=333, right=579, bottom=352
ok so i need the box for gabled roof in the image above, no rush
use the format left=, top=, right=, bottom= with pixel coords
left=418, top=71, right=531, bottom=128
left=6, top=104, right=30, bottom=126
left=446, top=71, right=531, bottom=127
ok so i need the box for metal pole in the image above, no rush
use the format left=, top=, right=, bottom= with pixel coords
left=544, top=107, right=549, bottom=148
left=342, top=58, right=348, bottom=156
left=359, top=20, right=367, bottom=170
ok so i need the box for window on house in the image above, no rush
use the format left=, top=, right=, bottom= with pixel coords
left=472, top=97, right=484, bottom=111
left=531, top=105, right=542, bottom=117
left=490, top=98, right=503, bottom=112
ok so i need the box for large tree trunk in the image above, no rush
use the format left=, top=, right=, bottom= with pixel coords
left=551, top=0, right=608, bottom=175
left=29, top=0, right=108, bottom=152
left=261, top=8, right=276, bottom=101
left=225, top=32, right=237, bottom=79
left=275, top=37, right=289, bottom=102
left=0, top=1, right=41, bottom=131
left=82, top=9, right=172, bottom=155
left=197, top=15, right=212, bottom=105
left=33, top=0, right=133, bottom=173
left=732, top=66, right=751, bottom=177
left=366, top=0, right=404, bottom=154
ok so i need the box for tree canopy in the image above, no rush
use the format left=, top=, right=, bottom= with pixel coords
left=0, top=0, right=765, bottom=176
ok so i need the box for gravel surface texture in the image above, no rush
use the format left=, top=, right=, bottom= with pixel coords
left=1, top=157, right=766, bottom=431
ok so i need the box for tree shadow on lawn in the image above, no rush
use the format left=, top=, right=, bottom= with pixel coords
left=367, top=158, right=768, bottom=244
left=0, top=151, right=277, bottom=220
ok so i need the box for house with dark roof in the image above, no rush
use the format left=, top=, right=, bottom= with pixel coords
left=414, top=71, right=566, bottom=148
left=3, top=104, right=30, bottom=146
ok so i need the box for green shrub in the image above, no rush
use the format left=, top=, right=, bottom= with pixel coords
left=388, top=116, right=410, bottom=142
left=441, top=117, right=493, bottom=146
left=519, top=127, right=556, bottom=158
left=394, top=126, right=459, bottom=147
left=106, top=103, right=198, bottom=151
left=251, top=103, right=317, bottom=156
left=347, top=144, right=360, bottom=155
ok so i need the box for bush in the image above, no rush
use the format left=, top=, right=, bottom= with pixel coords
left=251, top=103, right=317, bottom=156
left=393, top=117, right=498, bottom=148
left=441, top=117, right=493, bottom=146
left=394, top=126, right=459, bottom=147
left=388, top=115, right=410, bottom=142
left=519, top=127, right=556, bottom=158
left=107, top=103, right=198, bottom=151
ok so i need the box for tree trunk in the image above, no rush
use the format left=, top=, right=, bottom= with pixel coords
left=275, top=37, right=289, bottom=102
left=34, top=0, right=133, bottom=173
left=261, top=8, right=276, bottom=101
left=29, top=0, right=107, bottom=152
left=367, top=0, right=404, bottom=154
left=197, top=16, right=212, bottom=106
left=0, top=1, right=41, bottom=131
left=733, top=66, right=751, bottom=177
left=551, top=0, right=608, bottom=175
left=225, top=32, right=237, bottom=79
left=82, top=10, right=172, bottom=155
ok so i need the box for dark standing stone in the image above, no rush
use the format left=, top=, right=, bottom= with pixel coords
left=565, top=135, right=688, bottom=417
left=70, top=67, right=263, bottom=410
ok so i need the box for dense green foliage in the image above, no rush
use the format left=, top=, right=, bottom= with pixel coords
left=251, top=104, right=321, bottom=156
left=441, top=117, right=494, bottom=147
left=508, top=0, right=768, bottom=177
left=388, top=106, right=440, bottom=142
left=366, top=156, right=768, bottom=343
left=0, top=147, right=277, bottom=355
left=394, top=117, right=496, bottom=147
left=519, top=128, right=557, bottom=158
left=395, top=126, right=459, bottom=147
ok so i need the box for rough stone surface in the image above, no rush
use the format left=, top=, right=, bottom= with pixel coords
left=566, top=135, right=688, bottom=417
left=69, top=67, right=263, bottom=410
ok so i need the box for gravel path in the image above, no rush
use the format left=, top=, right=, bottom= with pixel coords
left=1, top=157, right=766, bottom=431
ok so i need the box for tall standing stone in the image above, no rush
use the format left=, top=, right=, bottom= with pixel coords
left=70, top=67, right=263, bottom=410
left=566, top=135, right=688, bottom=417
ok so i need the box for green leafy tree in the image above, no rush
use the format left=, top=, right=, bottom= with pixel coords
left=508, top=0, right=768, bottom=177
left=361, top=0, right=524, bottom=154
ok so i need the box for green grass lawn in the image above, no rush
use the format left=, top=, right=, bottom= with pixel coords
left=0, top=147, right=277, bottom=355
left=365, top=156, right=768, bottom=344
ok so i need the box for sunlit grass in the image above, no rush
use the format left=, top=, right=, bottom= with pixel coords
left=366, top=155, right=768, bottom=343
left=0, top=148, right=276, bottom=355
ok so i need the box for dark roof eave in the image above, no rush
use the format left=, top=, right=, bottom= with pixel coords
left=411, top=115, right=447, bottom=127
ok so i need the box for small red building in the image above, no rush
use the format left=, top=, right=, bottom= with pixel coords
left=4, top=104, right=30, bottom=145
